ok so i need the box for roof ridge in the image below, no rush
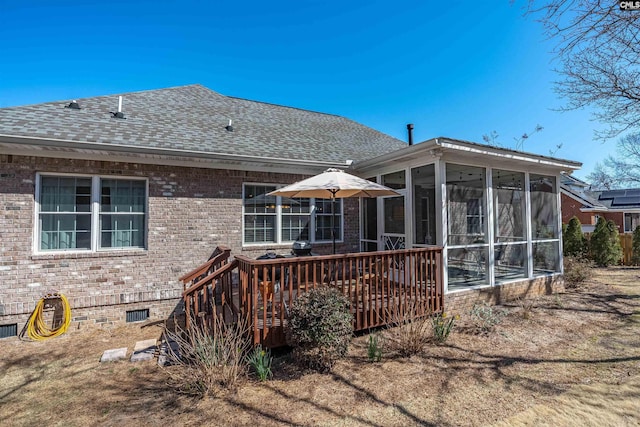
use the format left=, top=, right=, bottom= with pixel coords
left=225, top=95, right=343, bottom=118
left=0, top=84, right=211, bottom=109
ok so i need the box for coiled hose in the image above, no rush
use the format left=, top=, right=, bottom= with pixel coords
left=25, top=293, right=72, bottom=340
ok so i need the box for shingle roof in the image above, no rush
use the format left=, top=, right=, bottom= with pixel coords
left=0, top=84, right=407, bottom=164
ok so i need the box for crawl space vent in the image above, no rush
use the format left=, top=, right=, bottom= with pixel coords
left=0, top=323, right=18, bottom=339
left=126, top=309, right=149, bottom=323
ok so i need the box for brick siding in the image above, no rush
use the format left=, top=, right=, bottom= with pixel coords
left=0, top=155, right=359, bottom=333
left=445, top=275, right=565, bottom=315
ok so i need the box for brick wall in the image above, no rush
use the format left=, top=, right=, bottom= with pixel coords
left=0, top=155, right=360, bottom=333
left=444, top=275, right=565, bottom=315
left=561, top=192, right=594, bottom=225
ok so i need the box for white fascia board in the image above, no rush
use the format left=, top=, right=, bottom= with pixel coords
left=0, top=135, right=341, bottom=174
left=354, top=137, right=581, bottom=175
left=436, top=139, right=581, bottom=170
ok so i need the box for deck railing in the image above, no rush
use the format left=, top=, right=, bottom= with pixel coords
left=235, top=247, right=444, bottom=348
left=180, top=245, right=239, bottom=330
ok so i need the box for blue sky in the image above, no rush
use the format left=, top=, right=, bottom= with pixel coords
left=0, top=1, right=607, bottom=178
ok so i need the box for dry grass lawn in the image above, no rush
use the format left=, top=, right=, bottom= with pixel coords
left=1, top=267, right=639, bottom=426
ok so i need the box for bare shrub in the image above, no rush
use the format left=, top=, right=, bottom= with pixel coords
left=469, top=302, right=505, bottom=334
left=516, top=297, right=536, bottom=320
left=563, top=256, right=593, bottom=288
left=387, top=302, right=432, bottom=356
left=163, top=314, right=250, bottom=397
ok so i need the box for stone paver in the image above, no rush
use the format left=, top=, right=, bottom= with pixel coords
left=100, top=347, right=128, bottom=362
left=130, top=339, right=157, bottom=362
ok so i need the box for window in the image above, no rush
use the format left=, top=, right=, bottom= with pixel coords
left=242, top=184, right=342, bottom=245
left=466, top=199, right=484, bottom=235
left=243, top=185, right=278, bottom=244
left=446, top=163, right=489, bottom=289
left=624, top=213, right=640, bottom=233
left=314, top=198, right=341, bottom=241
left=530, top=174, right=560, bottom=274
left=412, top=164, right=436, bottom=245
left=493, top=169, right=526, bottom=283
left=37, top=174, right=147, bottom=252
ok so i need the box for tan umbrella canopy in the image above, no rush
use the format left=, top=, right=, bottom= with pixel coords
left=268, top=168, right=399, bottom=253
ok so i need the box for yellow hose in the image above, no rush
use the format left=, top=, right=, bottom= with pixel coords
left=25, top=293, right=72, bottom=340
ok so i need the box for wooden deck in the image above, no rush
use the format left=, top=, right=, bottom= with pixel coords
left=181, top=246, right=444, bottom=348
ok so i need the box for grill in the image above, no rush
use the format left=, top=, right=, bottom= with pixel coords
left=292, top=240, right=313, bottom=257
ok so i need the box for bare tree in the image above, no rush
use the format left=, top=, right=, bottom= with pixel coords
left=587, top=132, right=640, bottom=189
left=482, top=124, right=551, bottom=152
left=524, top=1, right=640, bottom=139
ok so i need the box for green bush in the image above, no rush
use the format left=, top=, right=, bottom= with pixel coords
left=563, top=216, right=587, bottom=257
left=589, top=218, right=623, bottom=267
left=431, top=312, right=456, bottom=343
left=286, top=286, right=353, bottom=372
left=367, top=333, right=383, bottom=362
left=632, top=226, right=640, bottom=265
left=246, top=344, right=272, bottom=382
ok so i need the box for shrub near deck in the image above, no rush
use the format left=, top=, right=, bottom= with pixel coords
left=286, top=286, right=353, bottom=372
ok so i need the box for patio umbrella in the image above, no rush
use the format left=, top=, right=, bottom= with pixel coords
left=268, top=168, right=399, bottom=253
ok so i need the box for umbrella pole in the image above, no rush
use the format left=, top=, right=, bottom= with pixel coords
left=331, top=193, right=336, bottom=254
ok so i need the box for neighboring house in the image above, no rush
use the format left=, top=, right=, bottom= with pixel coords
left=0, top=84, right=581, bottom=336
left=561, top=173, right=640, bottom=233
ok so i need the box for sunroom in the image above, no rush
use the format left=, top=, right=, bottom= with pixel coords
left=353, top=137, right=581, bottom=293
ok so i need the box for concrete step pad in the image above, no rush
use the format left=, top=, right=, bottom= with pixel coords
left=100, top=347, right=128, bottom=362
left=130, top=339, right=157, bottom=362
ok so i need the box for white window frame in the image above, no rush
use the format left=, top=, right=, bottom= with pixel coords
left=242, top=183, right=343, bottom=247
left=34, top=172, right=148, bottom=254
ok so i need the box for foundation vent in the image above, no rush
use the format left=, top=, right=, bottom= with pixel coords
left=0, top=323, right=18, bottom=339
left=126, top=309, right=149, bottom=323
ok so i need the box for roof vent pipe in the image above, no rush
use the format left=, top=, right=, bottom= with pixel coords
left=407, top=123, right=414, bottom=146
left=65, top=100, right=81, bottom=110
left=110, top=96, right=125, bottom=119
left=225, top=119, right=234, bottom=132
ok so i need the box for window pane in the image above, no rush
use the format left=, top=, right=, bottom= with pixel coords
left=447, top=164, right=486, bottom=245
left=533, top=241, right=560, bottom=274
left=495, top=243, right=526, bottom=282
left=530, top=174, right=558, bottom=239
left=360, top=241, right=378, bottom=252
left=40, top=176, right=91, bottom=212
left=101, top=179, right=146, bottom=213
left=100, top=214, right=145, bottom=248
left=281, top=214, right=310, bottom=241
left=493, top=170, right=525, bottom=241
left=40, top=213, right=91, bottom=250
left=412, top=164, right=436, bottom=245
left=382, top=170, right=406, bottom=190
left=244, top=185, right=277, bottom=214
left=244, top=215, right=276, bottom=243
left=281, top=197, right=310, bottom=214
left=384, top=196, right=404, bottom=234
left=447, top=246, right=489, bottom=289
left=362, top=197, right=377, bottom=241
left=315, top=199, right=341, bottom=242
left=624, top=213, right=640, bottom=233
left=315, top=213, right=339, bottom=241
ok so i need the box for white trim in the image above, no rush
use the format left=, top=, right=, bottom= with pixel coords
left=486, top=168, right=495, bottom=287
